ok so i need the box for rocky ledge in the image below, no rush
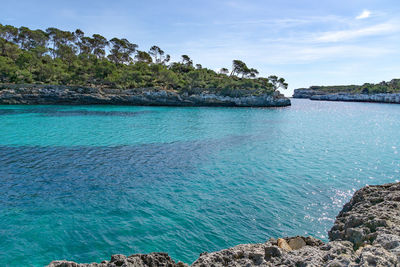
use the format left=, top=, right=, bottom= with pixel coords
left=309, top=93, right=400, bottom=104
left=292, top=88, right=322, bottom=99
left=293, top=88, right=400, bottom=104
left=48, top=182, right=400, bottom=267
left=0, top=84, right=290, bottom=107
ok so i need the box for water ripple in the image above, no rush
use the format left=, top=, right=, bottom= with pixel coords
left=0, top=100, right=400, bottom=266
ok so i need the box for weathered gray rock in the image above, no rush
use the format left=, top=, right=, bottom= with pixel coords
left=310, top=93, right=400, bottom=104
left=0, top=84, right=291, bottom=107
left=47, top=252, right=188, bottom=267
left=48, top=182, right=400, bottom=267
left=292, top=88, right=323, bottom=98
left=191, top=238, right=357, bottom=267
left=288, top=236, right=307, bottom=250
left=329, top=182, right=400, bottom=262
left=293, top=86, right=400, bottom=104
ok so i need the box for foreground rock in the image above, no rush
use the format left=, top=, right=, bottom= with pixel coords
left=329, top=182, right=400, bottom=257
left=48, top=182, right=400, bottom=267
left=0, top=84, right=290, bottom=107
left=48, top=253, right=188, bottom=267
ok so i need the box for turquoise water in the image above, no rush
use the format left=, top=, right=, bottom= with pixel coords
left=0, top=99, right=399, bottom=266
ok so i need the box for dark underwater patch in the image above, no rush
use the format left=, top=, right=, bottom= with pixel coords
left=40, top=110, right=155, bottom=117
left=0, top=135, right=247, bottom=204
left=0, top=107, right=155, bottom=117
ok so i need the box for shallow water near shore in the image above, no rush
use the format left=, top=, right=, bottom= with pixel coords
left=1, top=99, right=400, bottom=266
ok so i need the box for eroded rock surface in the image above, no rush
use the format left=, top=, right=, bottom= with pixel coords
left=293, top=87, right=400, bottom=104
left=329, top=183, right=400, bottom=259
left=47, top=253, right=188, bottom=267
left=292, top=88, right=322, bottom=99
left=310, top=93, right=400, bottom=103
left=0, top=84, right=291, bottom=107
left=48, top=183, right=400, bottom=267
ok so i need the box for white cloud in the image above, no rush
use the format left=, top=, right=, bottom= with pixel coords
left=356, top=10, right=371, bottom=20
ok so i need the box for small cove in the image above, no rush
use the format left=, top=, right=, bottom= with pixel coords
left=1, top=99, right=399, bottom=266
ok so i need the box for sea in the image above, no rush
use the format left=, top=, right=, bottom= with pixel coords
left=0, top=99, right=399, bottom=266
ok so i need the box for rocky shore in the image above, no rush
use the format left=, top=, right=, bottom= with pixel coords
left=310, top=93, right=400, bottom=103
left=48, top=182, right=400, bottom=266
left=293, top=88, right=400, bottom=104
left=0, top=84, right=291, bottom=107
left=292, top=88, right=321, bottom=99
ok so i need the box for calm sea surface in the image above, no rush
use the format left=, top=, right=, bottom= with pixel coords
left=1, top=99, right=399, bottom=266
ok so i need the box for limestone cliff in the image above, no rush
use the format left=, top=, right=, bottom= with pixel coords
left=293, top=88, right=400, bottom=104
left=310, top=93, right=400, bottom=103
left=0, top=84, right=291, bottom=107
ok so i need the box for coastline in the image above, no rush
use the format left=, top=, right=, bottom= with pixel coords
left=48, top=182, right=400, bottom=266
left=0, top=84, right=291, bottom=107
left=293, top=89, right=400, bottom=104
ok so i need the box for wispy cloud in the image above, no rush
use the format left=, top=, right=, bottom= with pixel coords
left=315, top=22, right=399, bottom=42
left=176, top=35, right=395, bottom=67
left=356, top=10, right=371, bottom=20
left=184, top=15, right=351, bottom=30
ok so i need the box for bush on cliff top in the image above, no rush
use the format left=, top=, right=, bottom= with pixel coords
left=0, top=24, right=288, bottom=97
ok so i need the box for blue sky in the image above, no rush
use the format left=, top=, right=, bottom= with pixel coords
left=1, top=0, right=400, bottom=95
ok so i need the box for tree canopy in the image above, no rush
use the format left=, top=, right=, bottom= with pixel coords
left=0, top=23, right=288, bottom=96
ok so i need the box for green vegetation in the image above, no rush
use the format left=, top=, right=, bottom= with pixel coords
left=308, top=79, right=400, bottom=94
left=0, top=24, right=288, bottom=97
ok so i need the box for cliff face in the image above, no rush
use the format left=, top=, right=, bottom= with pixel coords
left=293, top=88, right=400, bottom=104
left=310, top=93, right=400, bottom=103
left=292, top=88, right=321, bottom=99
left=48, top=182, right=400, bottom=267
left=0, top=84, right=291, bottom=107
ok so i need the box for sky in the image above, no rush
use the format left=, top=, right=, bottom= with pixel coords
left=1, top=0, right=400, bottom=96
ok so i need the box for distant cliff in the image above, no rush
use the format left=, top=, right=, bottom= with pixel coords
left=48, top=182, right=400, bottom=266
left=309, top=93, right=400, bottom=103
left=293, top=89, right=400, bottom=104
left=293, top=79, right=400, bottom=104
left=0, top=84, right=291, bottom=107
left=292, top=88, right=321, bottom=99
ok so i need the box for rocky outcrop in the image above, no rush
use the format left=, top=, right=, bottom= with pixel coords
left=48, top=182, right=400, bottom=267
left=0, top=84, right=291, bottom=107
left=292, top=88, right=322, bottom=99
left=329, top=182, right=400, bottom=255
left=293, top=87, right=400, bottom=104
left=293, top=79, right=400, bottom=104
left=48, top=253, right=188, bottom=267
left=310, top=93, right=400, bottom=104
